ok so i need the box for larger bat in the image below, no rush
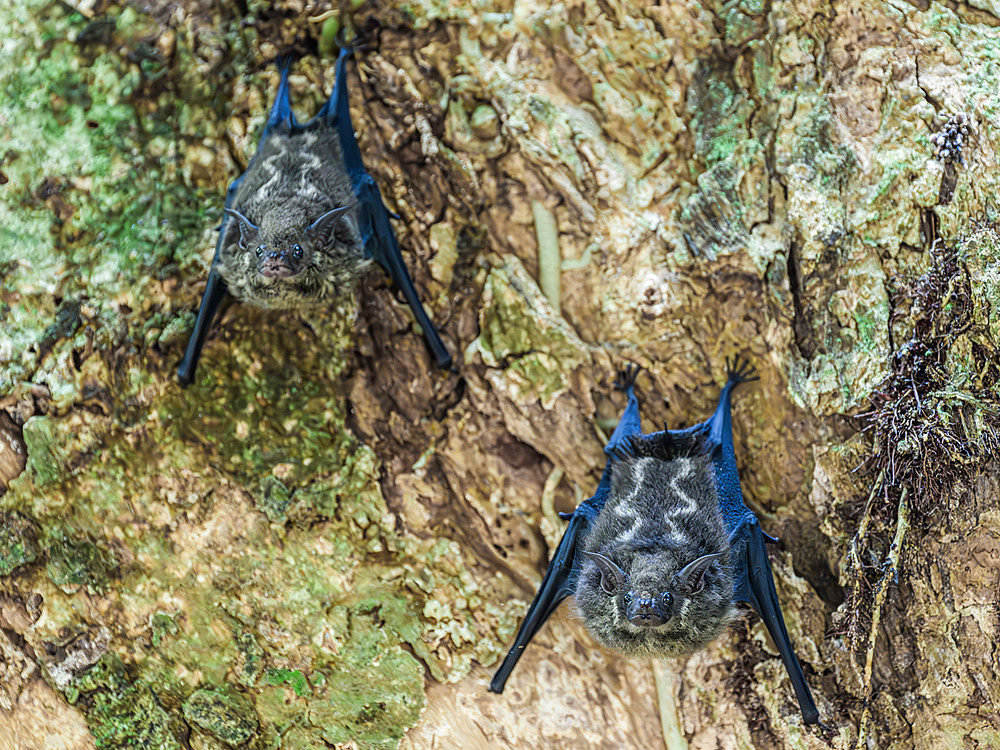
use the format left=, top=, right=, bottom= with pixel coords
left=490, top=359, right=819, bottom=725
left=177, top=47, right=452, bottom=386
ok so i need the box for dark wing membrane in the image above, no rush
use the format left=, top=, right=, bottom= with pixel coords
left=731, top=517, right=819, bottom=724
left=490, top=366, right=643, bottom=692
left=488, top=500, right=597, bottom=693
left=320, top=47, right=452, bottom=369
left=701, top=358, right=818, bottom=723
left=177, top=58, right=297, bottom=386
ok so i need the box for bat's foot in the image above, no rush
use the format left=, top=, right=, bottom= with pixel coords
left=335, top=28, right=374, bottom=54
left=613, top=362, right=640, bottom=392
left=274, top=54, right=294, bottom=75
left=726, top=355, right=759, bottom=386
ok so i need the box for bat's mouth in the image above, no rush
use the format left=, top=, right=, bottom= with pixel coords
left=258, top=259, right=302, bottom=280
left=626, top=595, right=671, bottom=628
left=257, top=247, right=306, bottom=280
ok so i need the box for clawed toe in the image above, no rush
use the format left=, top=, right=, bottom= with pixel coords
left=614, top=362, right=640, bottom=392
left=726, top=355, right=759, bottom=385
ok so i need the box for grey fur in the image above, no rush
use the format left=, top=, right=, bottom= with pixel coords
left=217, top=126, right=371, bottom=310
left=573, top=455, right=736, bottom=657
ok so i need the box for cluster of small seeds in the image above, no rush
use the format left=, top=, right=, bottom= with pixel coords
left=930, top=113, right=970, bottom=165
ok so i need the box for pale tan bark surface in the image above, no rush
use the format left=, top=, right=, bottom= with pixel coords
left=2, top=0, right=1000, bottom=748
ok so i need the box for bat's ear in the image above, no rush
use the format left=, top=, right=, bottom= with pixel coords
left=305, top=205, right=353, bottom=248
left=582, top=551, right=626, bottom=594
left=224, top=208, right=260, bottom=251
left=672, top=552, right=725, bottom=595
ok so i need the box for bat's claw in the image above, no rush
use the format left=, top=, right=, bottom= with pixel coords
left=726, top=355, right=759, bottom=385
left=335, top=28, right=374, bottom=54
left=613, top=362, right=640, bottom=392
left=557, top=511, right=574, bottom=520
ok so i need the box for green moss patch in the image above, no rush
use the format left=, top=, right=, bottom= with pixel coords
left=183, top=687, right=260, bottom=748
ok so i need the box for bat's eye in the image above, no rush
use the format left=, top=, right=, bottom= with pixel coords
left=292, top=244, right=303, bottom=260
left=659, top=591, right=674, bottom=607
left=622, top=592, right=634, bottom=606
left=256, top=245, right=265, bottom=258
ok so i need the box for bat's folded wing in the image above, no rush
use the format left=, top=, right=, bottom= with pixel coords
left=321, top=47, right=452, bottom=369
left=488, top=491, right=606, bottom=693
left=730, top=516, right=819, bottom=724
left=178, top=55, right=294, bottom=386
left=177, top=178, right=243, bottom=386
left=488, top=508, right=584, bottom=693
left=490, top=365, right=638, bottom=692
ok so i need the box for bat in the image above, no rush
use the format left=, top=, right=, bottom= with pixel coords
left=490, top=359, right=819, bottom=725
left=177, top=47, right=452, bottom=386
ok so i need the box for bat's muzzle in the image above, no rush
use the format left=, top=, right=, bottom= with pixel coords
left=259, top=249, right=303, bottom=279
left=626, top=594, right=670, bottom=628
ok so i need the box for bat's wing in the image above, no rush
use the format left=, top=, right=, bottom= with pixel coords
left=489, top=364, right=643, bottom=693
left=177, top=59, right=298, bottom=386
left=315, top=47, right=452, bottom=369
left=636, top=357, right=818, bottom=723
left=730, top=515, right=818, bottom=723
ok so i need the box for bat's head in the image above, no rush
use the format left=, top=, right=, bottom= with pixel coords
left=223, top=204, right=366, bottom=307
left=574, top=457, right=736, bottom=657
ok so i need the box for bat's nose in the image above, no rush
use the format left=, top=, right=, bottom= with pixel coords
left=626, top=595, right=669, bottom=628
left=259, top=250, right=301, bottom=279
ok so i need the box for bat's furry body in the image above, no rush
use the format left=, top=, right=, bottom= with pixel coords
left=219, top=127, right=369, bottom=309
left=576, top=455, right=735, bottom=656
left=490, top=360, right=819, bottom=725
left=177, top=48, right=451, bottom=385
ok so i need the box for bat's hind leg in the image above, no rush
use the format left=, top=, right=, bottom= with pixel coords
left=707, top=355, right=760, bottom=450
left=268, top=56, right=295, bottom=130
left=605, top=363, right=642, bottom=459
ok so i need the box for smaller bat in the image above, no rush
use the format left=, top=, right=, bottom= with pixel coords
left=177, top=47, right=452, bottom=386
left=490, top=359, right=818, bottom=725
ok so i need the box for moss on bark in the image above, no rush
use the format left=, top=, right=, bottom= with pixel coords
left=3, top=0, right=1000, bottom=748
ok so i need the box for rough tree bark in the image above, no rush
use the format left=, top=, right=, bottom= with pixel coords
left=2, top=0, right=999, bottom=748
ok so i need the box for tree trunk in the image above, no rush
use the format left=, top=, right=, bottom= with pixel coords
left=2, top=0, right=999, bottom=748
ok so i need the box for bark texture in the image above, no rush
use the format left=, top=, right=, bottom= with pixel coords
left=1, top=0, right=1000, bottom=748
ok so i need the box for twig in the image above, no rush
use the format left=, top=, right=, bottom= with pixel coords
left=855, top=488, right=909, bottom=750
left=652, top=659, right=687, bottom=750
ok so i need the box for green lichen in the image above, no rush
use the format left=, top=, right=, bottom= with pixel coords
left=961, top=226, right=1000, bottom=347
left=254, top=476, right=294, bottom=523
left=159, top=306, right=356, bottom=490
left=21, top=415, right=100, bottom=487
left=690, top=74, right=749, bottom=168
left=265, top=668, right=310, bottom=697
left=149, top=612, right=181, bottom=648
left=183, top=687, right=260, bottom=748
left=69, top=654, right=183, bottom=750
left=793, top=100, right=856, bottom=190
left=233, top=625, right=266, bottom=688
left=45, top=532, right=117, bottom=594
left=307, top=618, right=424, bottom=750
left=0, top=1, right=219, bottom=399
left=470, top=258, right=589, bottom=407
left=0, top=511, right=39, bottom=576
